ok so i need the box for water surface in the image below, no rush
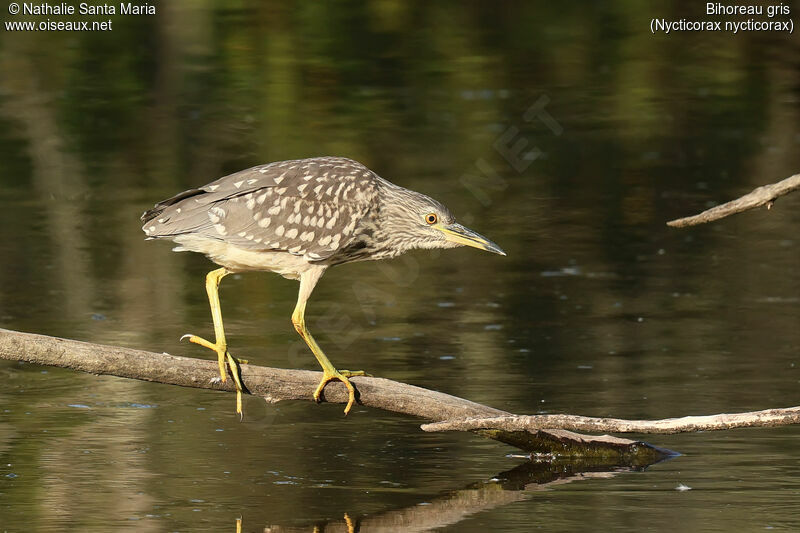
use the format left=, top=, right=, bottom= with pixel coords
left=1, top=2, right=799, bottom=531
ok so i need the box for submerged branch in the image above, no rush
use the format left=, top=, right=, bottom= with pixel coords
left=667, top=173, right=800, bottom=227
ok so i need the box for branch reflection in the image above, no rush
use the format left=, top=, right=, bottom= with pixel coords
left=258, top=455, right=669, bottom=532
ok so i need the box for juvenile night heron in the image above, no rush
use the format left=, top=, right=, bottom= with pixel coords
left=142, top=156, right=504, bottom=416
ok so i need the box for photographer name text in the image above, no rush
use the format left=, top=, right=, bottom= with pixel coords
left=20, top=2, right=155, bottom=15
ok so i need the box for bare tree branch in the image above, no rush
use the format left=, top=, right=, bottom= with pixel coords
left=667, top=173, right=800, bottom=227
left=0, top=327, right=504, bottom=421
left=421, top=408, right=800, bottom=435
left=0, top=327, right=672, bottom=460
left=12, top=328, right=798, bottom=460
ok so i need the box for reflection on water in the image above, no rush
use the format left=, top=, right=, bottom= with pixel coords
left=1, top=1, right=800, bottom=531
left=259, top=458, right=658, bottom=533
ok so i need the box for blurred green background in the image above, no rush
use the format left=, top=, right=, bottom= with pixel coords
left=1, top=1, right=799, bottom=531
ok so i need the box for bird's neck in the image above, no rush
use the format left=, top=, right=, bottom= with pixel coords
left=367, top=185, right=424, bottom=258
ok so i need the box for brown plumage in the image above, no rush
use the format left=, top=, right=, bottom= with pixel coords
left=142, top=156, right=504, bottom=416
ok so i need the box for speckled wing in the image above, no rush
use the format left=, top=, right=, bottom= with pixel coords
left=142, top=157, right=379, bottom=262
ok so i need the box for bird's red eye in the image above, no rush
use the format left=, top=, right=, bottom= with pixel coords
left=425, top=213, right=438, bottom=224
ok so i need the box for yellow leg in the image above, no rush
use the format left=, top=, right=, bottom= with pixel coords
left=182, top=267, right=245, bottom=416
left=292, top=270, right=366, bottom=415
left=344, top=513, right=356, bottom=533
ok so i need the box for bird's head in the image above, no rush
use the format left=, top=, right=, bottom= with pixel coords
left=379, top=186, right=506, bottom=256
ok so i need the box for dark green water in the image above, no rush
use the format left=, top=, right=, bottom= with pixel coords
left=1, top=2, right=799, bottom=531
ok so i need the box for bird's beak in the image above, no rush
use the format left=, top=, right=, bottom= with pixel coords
left=435, top=222, right=506, bottom=256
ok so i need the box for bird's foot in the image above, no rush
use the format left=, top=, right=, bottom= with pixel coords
left=313, top=369, right=368, bottom=415
left=180, top=333, right=246, bottom=417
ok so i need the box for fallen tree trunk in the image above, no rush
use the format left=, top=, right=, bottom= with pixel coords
left=667, top=173, right=800, bottom=227
left=3, top=328, right=796, bottom=461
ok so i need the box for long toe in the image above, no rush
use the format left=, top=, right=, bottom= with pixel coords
left=313, top=371, right=360, bottom=415
left=339, top=370, right=369, bottom=378
left=225, top=352, right=245, bottom=417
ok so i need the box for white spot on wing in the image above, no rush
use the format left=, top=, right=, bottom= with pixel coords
left=285, top=228, right=298, bottom=239
left=234, top=180, right=244, bottom=188
left=276, top=225, right=285, bottom=236
left=208, top=206, right=226, bottom=224
left=258, top=217, right=271, bottom=228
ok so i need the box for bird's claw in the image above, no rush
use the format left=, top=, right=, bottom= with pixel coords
left=182, top=333, right=245, bottom=417
left=313, top=369, right=366, bottom=415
